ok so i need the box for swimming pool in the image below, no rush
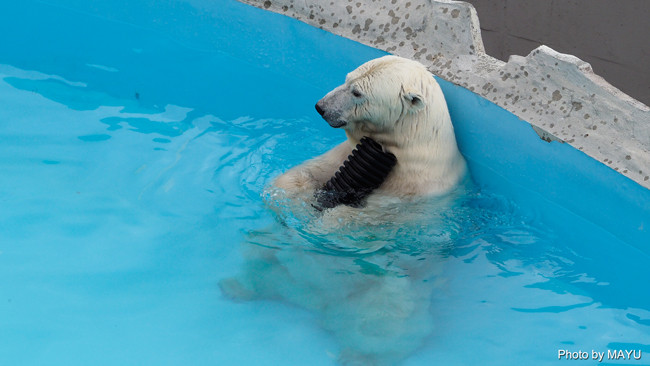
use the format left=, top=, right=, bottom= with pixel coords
left=1, top=0, right=648, bottom=365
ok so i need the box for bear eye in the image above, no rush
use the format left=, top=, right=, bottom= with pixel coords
left=352, top=89, right=363, bottom=98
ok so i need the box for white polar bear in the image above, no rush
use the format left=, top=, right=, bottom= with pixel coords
left=221, top=56, right=468, bottom=365
left=274, top=55, right=467, bottom=202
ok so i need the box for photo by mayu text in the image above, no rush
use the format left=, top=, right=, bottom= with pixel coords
left=558, top=349, right=643, bottom=362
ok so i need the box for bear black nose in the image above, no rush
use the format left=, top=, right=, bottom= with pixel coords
left=315, top=103, right=325, bottom=117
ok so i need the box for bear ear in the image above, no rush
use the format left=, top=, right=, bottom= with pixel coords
left=402, top=89, right=425, bottom=112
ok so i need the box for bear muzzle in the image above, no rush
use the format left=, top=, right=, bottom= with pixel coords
left=315, top=101, right=347, bottom=128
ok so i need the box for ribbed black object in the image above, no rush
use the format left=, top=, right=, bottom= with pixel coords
left=315, top=137, right=397, bottom=210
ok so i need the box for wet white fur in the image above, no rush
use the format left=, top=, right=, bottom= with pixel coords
left=274, top=55, right=466, bottom=199
left=221, top=56, right=467, bottom=365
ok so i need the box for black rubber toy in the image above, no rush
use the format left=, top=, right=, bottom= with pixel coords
left=315, top=137, right=397, bottom=210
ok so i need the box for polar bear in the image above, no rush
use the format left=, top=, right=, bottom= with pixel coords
left=274, top=55, right=466, bottom=204
left=221, top=56, right=468, bottom=365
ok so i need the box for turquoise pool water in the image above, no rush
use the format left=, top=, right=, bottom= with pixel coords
left=1, top=0, right=649, bottom=365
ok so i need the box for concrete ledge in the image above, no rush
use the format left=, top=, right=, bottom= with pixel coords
left=239, top=0, right=650, bottom=189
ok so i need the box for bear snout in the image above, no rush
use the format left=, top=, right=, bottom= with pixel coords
left=315, top=100, right=347, bottom=128
left=315, top=102, right=325, bottom=117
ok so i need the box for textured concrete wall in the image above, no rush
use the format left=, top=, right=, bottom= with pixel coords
left=239, top=0, right=650, bottom=189
left=465, top=0, right=650, bottom=107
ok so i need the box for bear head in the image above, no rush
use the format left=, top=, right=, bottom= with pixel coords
left=315, top=55, right=453, bottom=149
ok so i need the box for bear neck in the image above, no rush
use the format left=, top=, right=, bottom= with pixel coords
left=346, top=106, right=458, bottom=155
left=345, top=105, right=463, bottom=189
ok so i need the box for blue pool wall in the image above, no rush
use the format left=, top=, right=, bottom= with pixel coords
left=440, top=78, right=650, bottom=254
left=1, top=0, right=648, bottom=253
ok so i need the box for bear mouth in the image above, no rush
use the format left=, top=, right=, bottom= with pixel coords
left=315, top=102, right=347, bottom=128
left=327, top=119, right=347, bottom=128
